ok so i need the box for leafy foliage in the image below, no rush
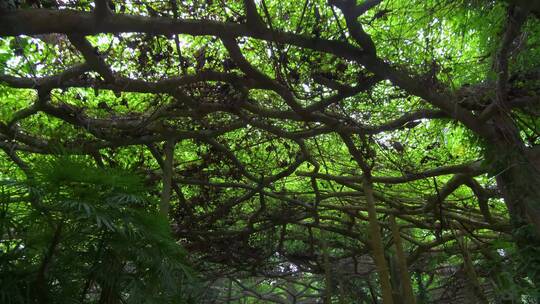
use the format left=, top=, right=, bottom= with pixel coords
left=1, top=0, right=540, bottom=303
left=0, top=157, right=198, bottom=303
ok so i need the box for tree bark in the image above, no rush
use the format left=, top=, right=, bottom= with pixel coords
left=487, top=119, right=540, bottom=289
left=160, top=139, right=175, bottom=217
left=364, top=177, right=394, bottom=304
left=493, top=148, right=540, bottom=237
left=390, top=215, right=416, bottom=304
left=34, top=222, right=62, bottom=304
left=322, top=237, right=333, bottom=304
left=457, top=234, right=489, bottom=304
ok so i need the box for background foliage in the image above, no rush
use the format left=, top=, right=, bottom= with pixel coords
left=1, top=0, right=540, bottom=303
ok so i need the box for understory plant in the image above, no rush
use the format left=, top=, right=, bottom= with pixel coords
left=0, top=157, right=199, bottom=303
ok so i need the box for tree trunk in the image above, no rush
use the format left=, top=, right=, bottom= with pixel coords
left=160, top=139, right=175, bottom=217
left=98, top=252, right=122, bottom=304
left=487, top=114, right=540, bottom=237
left=322, top=236, right=333, bottom=304
left=364, top=177, right=394, bottom=304
left=34, top=223, right=62, bottom=304
left=493, top=150, right=540, bottom=237
left=494, top=158, right=540, bottom=294
left=457, top=235, right=489, bottom=304
left=390, top=215, right=416, bottom=304
left=487, top=117, right=540, bottom=291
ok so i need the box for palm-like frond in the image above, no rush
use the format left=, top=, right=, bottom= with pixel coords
left=0, top=157, right=199, bottom=303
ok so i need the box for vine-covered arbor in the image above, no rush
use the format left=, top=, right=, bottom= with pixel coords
left=1, top=0, right=540, bottom=303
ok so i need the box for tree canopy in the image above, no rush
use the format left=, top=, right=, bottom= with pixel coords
left=1, top=0, right=540, bottom=303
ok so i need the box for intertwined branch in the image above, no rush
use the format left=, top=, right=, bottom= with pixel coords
left=1, top=0, right=539, bottom=299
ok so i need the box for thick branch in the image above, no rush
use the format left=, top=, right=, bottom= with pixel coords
left=160, top=139, right=175, bottom=217
left=68, top=35, right=115, bottom=83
